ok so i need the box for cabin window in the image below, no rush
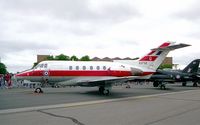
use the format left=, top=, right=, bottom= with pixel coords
left=44, top=64, right=47, bottom=68
left=103, top=66, right=106, bottom=70
left=69, top=66, right=73, bottom=70
left=76, top=66, right=79, bottom=70
left=83, top=66, right=86, bottom=70
left=96, top=66, right=100, bottom=70
left=90, top=66, right=93, bottom=70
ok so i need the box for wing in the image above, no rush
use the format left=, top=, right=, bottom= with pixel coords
left=72, top=76, right=139, bottom=87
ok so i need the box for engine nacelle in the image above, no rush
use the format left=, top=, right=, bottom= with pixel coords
left=130, top=68, right=143, bottom=76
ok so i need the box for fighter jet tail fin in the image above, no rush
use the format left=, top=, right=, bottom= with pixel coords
left=182, top=59, right=200, bottom=73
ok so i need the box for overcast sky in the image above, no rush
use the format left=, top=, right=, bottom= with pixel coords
left=0, top=0, right=200, bottom=73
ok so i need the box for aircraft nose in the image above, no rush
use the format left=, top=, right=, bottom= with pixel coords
left=14, top=72, right=22, bottom=80
left=14, top=70, right=32, bottom=80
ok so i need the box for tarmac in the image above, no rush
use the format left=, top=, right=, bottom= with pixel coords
left=0, top=83, right=200, bottom=125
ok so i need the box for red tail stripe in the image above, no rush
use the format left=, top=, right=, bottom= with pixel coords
left=159, top=42, right=170, bottom=48
left=147, top=50, right=156, bottom=55
left=139, top=56, right=157, bottom=61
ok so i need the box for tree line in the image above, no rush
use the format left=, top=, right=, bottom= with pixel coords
left=33, top=54, right=91, bottom=68
left=46, top=54, right=91, bottom=61
left=0, top=62, right=7, bottom=74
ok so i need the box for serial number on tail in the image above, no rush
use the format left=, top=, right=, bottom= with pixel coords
left=139, top=62, right=147, bottom=65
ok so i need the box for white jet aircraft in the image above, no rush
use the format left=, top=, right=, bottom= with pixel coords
left=15, top=42, right=190, bottom=95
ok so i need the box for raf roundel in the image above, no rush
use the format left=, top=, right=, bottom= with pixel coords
left=149, top=56, right=152, bottom=61
left=43, top=71, right=49, bottom=76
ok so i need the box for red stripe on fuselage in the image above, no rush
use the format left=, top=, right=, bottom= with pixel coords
left=16, top=70, right=155, bottom=77
left=17, top=70, right=132, bottom=77
left=49, top=70, right=132, bottom=77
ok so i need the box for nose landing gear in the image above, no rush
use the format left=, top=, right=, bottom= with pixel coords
left=34, top=88, right=43, bottom=93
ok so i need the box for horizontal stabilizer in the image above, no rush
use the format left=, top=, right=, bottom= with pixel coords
left=151, top=43, right=190, bottom=51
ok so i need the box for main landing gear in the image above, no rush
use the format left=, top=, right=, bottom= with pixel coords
left=182, top=82, right=198, bottom=87
left=193, top=82, right=198, bottom=87
left=182, top=82, right=187, bottom=86
left=153, top=81, right=166, bottom=90
left=153, top=81, right=159, bottom=87
left=99, top=86, right=111, bottom=95
left=159, top=84, right=166, bottom=90
left=34, top=87, right=43, bottom=93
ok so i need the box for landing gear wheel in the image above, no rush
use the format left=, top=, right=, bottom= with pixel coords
left=160, top=84, right=166, bottom=90
left=103, top=89, right=110, bottom=96
left=193, top=82, right=198, bottom=87
left=153, top=81, right=159, bottom=87
left=34, top=88, right=43, bottom=93
left=182, top=82, right=186, bottom=86
left=99, top=86, right=110, bottom=95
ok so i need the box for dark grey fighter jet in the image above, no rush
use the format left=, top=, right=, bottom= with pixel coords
left=151, top=59, right=200, bottom=89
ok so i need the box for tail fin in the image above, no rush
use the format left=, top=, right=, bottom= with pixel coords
left=182, top=59, right=200, bottom=73
left=138, top=41, right=190, bottom=70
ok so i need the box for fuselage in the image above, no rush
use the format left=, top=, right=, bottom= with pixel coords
left=15, top=60, right=154, bottom=85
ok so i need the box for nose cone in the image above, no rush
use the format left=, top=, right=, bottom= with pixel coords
left=14, top=72, right=24, bottom=81
left=14, top=69, right=32, bottom=80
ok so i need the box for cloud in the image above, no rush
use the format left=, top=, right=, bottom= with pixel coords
left=173, top=51, right=200, bottom=69
left=0, top=0, right=140, bottom=37
left=0, top=0, right=139, bottom=23
left=0, top=40, right=58, bottom=57
left=173, top=1, right=200, bottom=20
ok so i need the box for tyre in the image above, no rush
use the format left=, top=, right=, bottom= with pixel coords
left=34, top=88, right=43, bottom=93
left=193, top=82, right=198, bottom=87
left=182, top=82, right=186, bottom=86
left=153, top=81, right=159, bottom=87
left=103, top=89, right=110, bottom=95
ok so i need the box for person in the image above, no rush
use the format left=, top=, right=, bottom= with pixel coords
left=5, top=73, right=12, bottom=88
left=1, top=74, right=6, bottom=88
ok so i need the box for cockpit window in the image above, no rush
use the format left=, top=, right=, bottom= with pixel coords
left=40, top=64, right=44, bottom=68
left=34, top=63, right=47, bottom=69
left=34, top=65, right=39, bottom=69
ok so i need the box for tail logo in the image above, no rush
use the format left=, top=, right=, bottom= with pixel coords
left=139, top=56, right=157, bottom=61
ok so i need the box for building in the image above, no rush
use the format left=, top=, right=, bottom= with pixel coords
left=162, top=57, right=172, bottom=65
left=37, top=55, right=49, bottom=63
left=159, top=57, right=173, bottom=69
